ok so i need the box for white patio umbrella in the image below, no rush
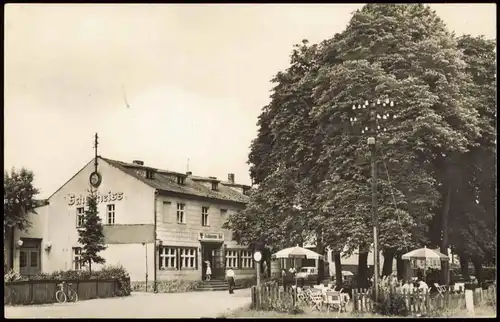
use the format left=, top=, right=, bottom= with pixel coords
left=272, top=245, right=324, bottom=260
left=402, top=246, right=449, bottom=281
left=272, top=245, right=324, bottom=290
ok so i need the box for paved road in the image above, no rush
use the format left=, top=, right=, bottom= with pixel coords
left=4, top=288, right=251, bottom=318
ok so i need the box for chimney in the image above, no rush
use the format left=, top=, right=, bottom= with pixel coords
left=228, top=173, right=235, bottom=184
left=132, top=160, right=144, bottom=166
left=186, top=171, right=192, bottom=176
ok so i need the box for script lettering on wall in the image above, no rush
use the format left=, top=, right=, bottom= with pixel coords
left=68, top=191, right=124, bottom=206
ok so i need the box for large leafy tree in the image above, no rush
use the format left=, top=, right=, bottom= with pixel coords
left=227, top=3, right=487, bottom=287
left=78, top=189, right=107, bottom=272
left=447, top=35, right=496, bottom=283
left=4, top=168, right=40, bottom=270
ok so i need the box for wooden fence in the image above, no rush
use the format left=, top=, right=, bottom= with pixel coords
left=352, top=285, right=497, bottom=315
left=4, top=278, right=128, bottom=305
left=251, top=282, right=296, bottom=311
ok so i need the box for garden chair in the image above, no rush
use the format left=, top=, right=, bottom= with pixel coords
left=434, top=283, right=447, bottom=298
left=309, top=292, right=324, bottom=311
left=325, top=290, right=345, bottom=313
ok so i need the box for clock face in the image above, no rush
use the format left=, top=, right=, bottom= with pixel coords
left=254, top=251, right=262, bottom=262
left=89, top=172, right=102, bottom=188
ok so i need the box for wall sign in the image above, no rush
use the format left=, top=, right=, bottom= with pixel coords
left=199, top=232, right=224, bottom=241
left=68, top=191, right=124, bottom=206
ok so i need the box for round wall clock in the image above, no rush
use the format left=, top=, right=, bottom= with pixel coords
left=89, top=172, right=102, bottom=188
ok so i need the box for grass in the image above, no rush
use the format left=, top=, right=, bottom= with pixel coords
left=219, top=305, right=386, bottom=318
left=220, top=304, right=497, bottom=319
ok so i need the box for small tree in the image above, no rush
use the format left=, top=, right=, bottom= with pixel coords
left=78, top=188, right=107, bottom=272
left=4, top=167, right=40, bottom=269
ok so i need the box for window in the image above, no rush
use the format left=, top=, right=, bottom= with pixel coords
left=211, top=182, right=218, bottom=191
left=226, top=250, right=238, bottom=268
left=73, top=247, right=85, bottom=270
left=107, top=204, right=115, bottom=225
left=76, top=207, right=85, bottom=227
left=180, top=248, right=196, bottom=269
left=220, top=209, right=227, bottom=216
left=159, top=247, right=177, bottom=269
left=146, top=170, right=154, bottom=179
left=20, top=251, right=27, bottom=268
left=241, top=250, right=253, bottom=268
left=177, top=203, right=185, bottom=224
left=243, top=187, right=250, bottom=195
left=177, top=176, right=185, bottom=185
left=30, top=251, right=38, bottom=268
left=202, top=207, right=209, bottom=226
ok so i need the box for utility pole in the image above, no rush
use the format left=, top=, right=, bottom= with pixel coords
left=349, top=98, right=396, bottom=303
left=94, top=133, right=99, bottom=173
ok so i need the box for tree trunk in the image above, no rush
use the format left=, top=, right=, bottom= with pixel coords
left=334, top=252, right=342, bottom=289
left=459, top=253, right=470, bottom=280
left=471, top=257, right=483, bottom=285
left=358, top=252, right=369, bottom=289
left=382, top=248, right=396, bottom=277
left=440, top=184, right=452, bottom=285
left=396, top=252, right=404, bottom=280
left=440, top=185, right=452, bottom=255
left=89, top=260, right=92, bottom=273
left=316, top=231, right=324, bottom=285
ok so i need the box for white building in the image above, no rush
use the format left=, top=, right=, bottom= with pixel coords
left=8, top=156, right=256, bottom=283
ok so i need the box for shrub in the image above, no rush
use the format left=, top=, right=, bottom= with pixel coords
left=237, top=276, right=257, bottom=288
left=374, top=292, right=409, bottom=317
left=153, top=280, right=202, bottom=293
left=12, top=264, right=131, bottom=296
left=4, top=269, right=26, bottom=282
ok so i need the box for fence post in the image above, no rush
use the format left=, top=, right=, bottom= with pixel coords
left=465, top=289, right=474, bottom=315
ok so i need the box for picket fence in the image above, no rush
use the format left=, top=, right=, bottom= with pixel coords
left=352, top=284, right=497, bottom=315
left=251, top=282, right=296, bottom=311
left=4, top=278, right=127, bottom=305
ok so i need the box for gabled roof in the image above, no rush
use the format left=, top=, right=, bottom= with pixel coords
left=101, top=157, right=250, bottom=205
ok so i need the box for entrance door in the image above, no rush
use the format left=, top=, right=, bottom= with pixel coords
left=201, top=242, right=224, bottom=280
left=19, top=238, right=41, bottom=276
left=19, top=248, right=40, bottom=276
left=201, top=245, right=213, bottom=280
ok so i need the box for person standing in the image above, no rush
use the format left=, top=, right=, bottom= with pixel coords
left=226, top=268, right=235, bottom=294
left=205, top=261, right=212, bottom=281
left=281, top=269, right=288, bottom=292
left=263, top=260, right=268, bottom=280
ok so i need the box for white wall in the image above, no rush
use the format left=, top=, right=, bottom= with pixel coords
left=92, top=243, right=155, bottom=282
left=17, top=158, right=155, bottom=275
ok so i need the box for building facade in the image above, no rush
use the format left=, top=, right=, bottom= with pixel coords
left=9, top=156, right=255, bottom=282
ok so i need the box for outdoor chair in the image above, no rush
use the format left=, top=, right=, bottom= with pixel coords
left=434, top=283, right=447, bottom=298
left=309, top=292, right=324, bottom=311
left=325, top=290, right=345, bottom=313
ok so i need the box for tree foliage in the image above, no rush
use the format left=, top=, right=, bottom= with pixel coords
left=3, top=168, right=40, bottom=232
left=78, top=189, right=107, bottom=272
left=225, top=4, right=495, bottom=282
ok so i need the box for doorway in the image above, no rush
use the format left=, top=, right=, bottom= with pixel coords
left=201, top=242, right=224, bottom=280
left=19, top=238, right=41, bottom=276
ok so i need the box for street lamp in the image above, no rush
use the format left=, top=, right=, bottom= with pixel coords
left=348, top=97, right=396, bottom=303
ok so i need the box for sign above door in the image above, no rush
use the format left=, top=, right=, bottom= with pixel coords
left=199, top=232, right=224, bottom=242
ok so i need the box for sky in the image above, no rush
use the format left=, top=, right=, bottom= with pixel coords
left=4, top=4, right=497, bottom=198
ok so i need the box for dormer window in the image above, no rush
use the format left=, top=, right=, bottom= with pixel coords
left=177, top=176, right=185, bottom=185
left=211, top=182, right=218, bottom=191
left=146, top=170, right=155, bottom=179
left=243, top=187, right=250, bottom=195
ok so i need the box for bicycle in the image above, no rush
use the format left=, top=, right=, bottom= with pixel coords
left=55, top=281, right=79, bottom=303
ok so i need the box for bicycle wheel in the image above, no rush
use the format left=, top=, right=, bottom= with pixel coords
left=55, top=290, right=67, bottom=304
left=69, top=290, right=79, bottom=302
